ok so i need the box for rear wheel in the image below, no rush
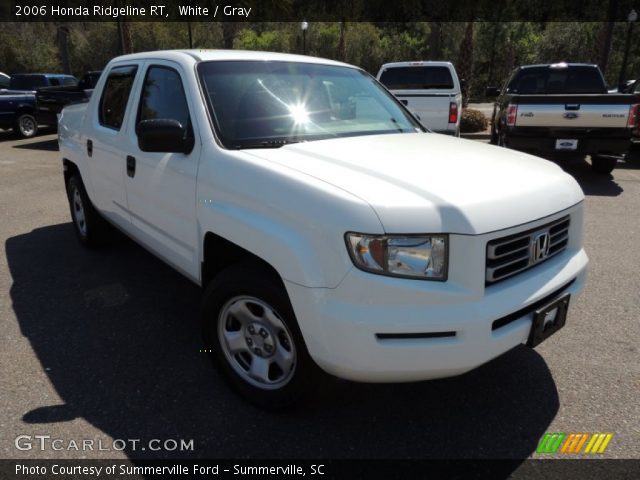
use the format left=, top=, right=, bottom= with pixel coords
left=65, top=174, right=111, bottom=247
left=490, top=124, right=498, bottom=145
left=591, top=155, right=617, bottom=175
left=201, top=264, right=321, bottom=409
left=498, top=131, right=507, bottom=147
left=14, top=113, right=38, bottom=138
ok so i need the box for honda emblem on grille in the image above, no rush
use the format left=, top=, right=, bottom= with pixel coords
left=531, top=232, right=551, bottom=263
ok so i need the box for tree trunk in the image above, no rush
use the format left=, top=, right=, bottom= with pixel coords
left=429, top=22, right=442, bottom=59
left=597, top=0, right=618, bottom=75
left=121, top=22, right=134, bottom=54
left=457, top=22, right=474, bottom=107
left=337, top=20, right=346, bottom=61
left=56, top=25, right=72, bottom=74
left=223, top=23, right=240, bottom=49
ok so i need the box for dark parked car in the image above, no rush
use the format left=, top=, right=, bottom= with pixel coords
left=36, top=71, right=102, bottom=125
left=1, top=73, right=79, bottom=138
left=0, top=92, right=38, bottom=137
left=486, top=63, right=638, bottom=174
left=624, top=79, right=640, bottom=143
left=0, top=72, right=9, bottom=90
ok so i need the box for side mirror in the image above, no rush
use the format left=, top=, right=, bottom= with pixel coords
left=485, top=86, right=500, bottom=98
left=460, top=78, right=467, bottom=90
left=137, top=119, right=194, bottom=154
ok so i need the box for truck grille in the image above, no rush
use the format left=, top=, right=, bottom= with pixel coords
left=486, top=216, right=570, bottom=285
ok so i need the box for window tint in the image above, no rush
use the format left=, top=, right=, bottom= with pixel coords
left=507, top=67, right=605, bottom=94
left=9, top=75, right=46, bottom=90
left=198, top=61, right=420, bottom=148
left=80, top=73, right=101, bottom=89
left=379, top=66, right=454, bottom=90
left=138, top=66, right=190, bottom=128
left=99, top=65, right=138, bottom=130
left=61, top=76, right=78, bottom=86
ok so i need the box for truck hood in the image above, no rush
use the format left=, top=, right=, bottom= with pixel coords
left=244, top=133, right=584, bottom=234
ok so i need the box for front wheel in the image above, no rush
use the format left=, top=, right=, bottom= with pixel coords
left=591, top=155, right=617, bottom=175
left=14, top=113, right=38, bottom=138
left=201, top=264, right=321, bottom=409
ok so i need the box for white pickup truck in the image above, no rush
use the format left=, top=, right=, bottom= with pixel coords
left=377, top=61, right=462, bottom=135
left=59, top=50, right=588, bottom=408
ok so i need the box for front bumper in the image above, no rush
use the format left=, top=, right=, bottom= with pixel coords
left=285, top=207, right=588, bottom=383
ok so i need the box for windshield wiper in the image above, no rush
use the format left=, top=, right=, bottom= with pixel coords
left=233, top=139, right=300, bottom=150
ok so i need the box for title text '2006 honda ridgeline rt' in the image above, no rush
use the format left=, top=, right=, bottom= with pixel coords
left=58, top=50, right=588, bottom=408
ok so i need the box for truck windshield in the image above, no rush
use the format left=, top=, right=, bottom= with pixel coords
left=507, top=66, right=606, bottom=94
left=197, top=61, right=422, bottom=149
left=379, top=66, right=454, bottom=90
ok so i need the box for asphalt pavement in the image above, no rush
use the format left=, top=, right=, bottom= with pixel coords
left=0, top=130, right=638, bottom=466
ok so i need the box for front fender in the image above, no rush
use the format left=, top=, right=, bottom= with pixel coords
left=196, top=151, right=384, bottom=288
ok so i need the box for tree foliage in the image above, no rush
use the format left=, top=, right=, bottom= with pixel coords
left=0, top=21, right=638, bottom=97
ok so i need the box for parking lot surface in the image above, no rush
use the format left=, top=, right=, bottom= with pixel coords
left=1, top=131, right=638, bottom=461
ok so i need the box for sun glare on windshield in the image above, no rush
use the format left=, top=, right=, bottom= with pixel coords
left=288, top=103, right=310, bottom=124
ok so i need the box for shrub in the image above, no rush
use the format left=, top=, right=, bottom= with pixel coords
left=460, top=108, right=488, bottom=133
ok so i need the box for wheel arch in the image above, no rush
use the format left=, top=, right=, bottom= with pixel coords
left=14, top=105, right=36, bottom=116
left=201, top=231, right=287, bottom=292
left=62, top=158, right=81, bottom=186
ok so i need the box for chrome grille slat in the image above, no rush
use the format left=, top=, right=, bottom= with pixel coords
left=486, top=215, right=571, bottom=285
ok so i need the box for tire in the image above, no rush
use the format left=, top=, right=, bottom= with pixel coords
left=201, top=264, right=321, bottom=409
left=65, top=174, right=111, bottom=247
left=14, top=113, right=38, bottom=138
left=498, top=131, right=507, bottom=147
left=489, top=125, right=498, bottom=145
left=591, top=155, right=617, bottom=175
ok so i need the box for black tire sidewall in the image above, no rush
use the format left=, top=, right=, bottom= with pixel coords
left=201, top=265, right=318, bottom=409
left=490, top=124, right=498, bottom=145
left=66, top=174, right=109, bottom=247
left=67, top=176, right=90, bottom=244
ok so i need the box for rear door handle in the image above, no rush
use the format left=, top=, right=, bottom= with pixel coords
left=126, top=155, right=136, bottom=178
left=86, top=139, right=93, bottom=157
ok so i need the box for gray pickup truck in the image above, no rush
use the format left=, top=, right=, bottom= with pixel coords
left=486, top=63, right=638, bottom=174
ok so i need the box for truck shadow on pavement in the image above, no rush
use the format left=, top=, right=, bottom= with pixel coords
left=557, top=158, right=624, bottom=197
left=7, top=224, right=560, bottom=467
left=0, top=128, right=56, bottom=144
left=12, top=137, right=59, bottom=152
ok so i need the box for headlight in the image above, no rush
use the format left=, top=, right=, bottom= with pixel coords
left=345, top=233, right=448, bottom=280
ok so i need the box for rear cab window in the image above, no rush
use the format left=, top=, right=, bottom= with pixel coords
left=379, top=66, right=454, bottom=90
left=9, top=75, right=47, bottom=90
left=507, top=66, right=606, bottom=94
left=98, top=65, right=138, bottom=130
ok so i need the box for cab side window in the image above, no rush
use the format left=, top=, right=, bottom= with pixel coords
left=99, top=65, right=138, bottom=130
left=137, top=66, right=190, bottom=128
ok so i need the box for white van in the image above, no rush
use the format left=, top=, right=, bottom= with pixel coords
left=377, top=61, right=462, bottom=136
